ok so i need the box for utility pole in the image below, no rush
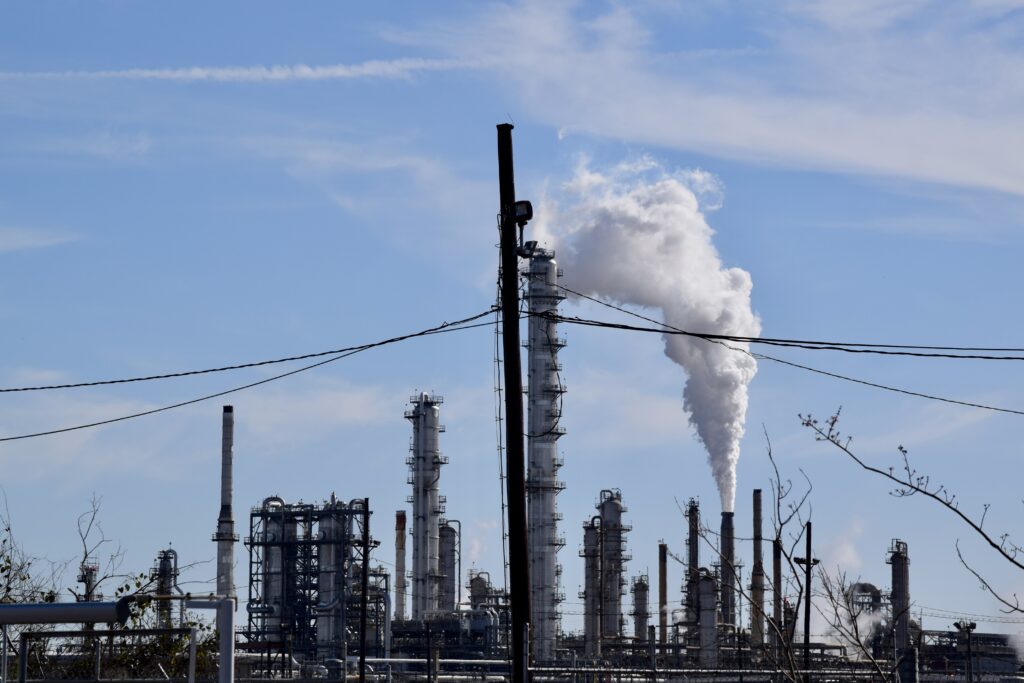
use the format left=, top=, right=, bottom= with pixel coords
left=497, top=123, right=533, bottom=683
left=794, top=521, right=819, bottom=681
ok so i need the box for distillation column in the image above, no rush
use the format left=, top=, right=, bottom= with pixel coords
left=599, top=490, right=629, bottom=641
left=526, top=248, right=567, bottom=662
left=581, top=519, right=601, bottom=658
left=632, top=575, right=650, bottom=642
left=214, top=405, right=237, bottom=600
left=439, top=522, right=458, bottom=612
left=406, top=393, right=447, bottom=619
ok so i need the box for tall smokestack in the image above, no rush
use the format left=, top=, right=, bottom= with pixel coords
left=214, top=405, right=236, bottom=599
left=751, top=489, right=765, bottom=650
left=772, top=537, right=782, bottom=651
left=395, top=511, right=407, bottom=621
left=888, top=539, right=910, bottom=651
left=658, top=542, right=668, bottom=645
left=720, top=511, right=735, bottom=627
left=686, top=499, right=700, bottom=625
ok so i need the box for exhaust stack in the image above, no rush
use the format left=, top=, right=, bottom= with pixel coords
left=395, top=511, right=407, bottom=621
left=720, top=511, right=735, bottom=627
left=214, top=405, right=237, bottom=600
left=658, top=542, right=668, bottom=645
left=751, top=489, right=765, bottom=649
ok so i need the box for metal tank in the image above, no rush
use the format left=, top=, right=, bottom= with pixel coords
left=631, top=575, right=650, bottom=642
left=599, top=489, right=629, bottom=641
left=526, top=248, right=567, bottom=662
left=581, top=518, right=602, bottom=658
left=438, top=522, right=458, bottom=612
left=394, top=511, right=407, bottom=621
left=405, top=393, right=447, bottom=619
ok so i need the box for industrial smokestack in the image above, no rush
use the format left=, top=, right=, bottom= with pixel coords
left=720, top=511, right=735, bottom=627
left=772, top=537, right=782, bottom=651
left=214, top=405, right=236, bottom=600
left=658, top=542, right=668, bottom=645
left=395, top=511, right=407, bottom=621
left=889, top=539, right=911, bottom=651
left=751, top=489, right=765, bottom=650
left=686, top=499, right=700, bottom=625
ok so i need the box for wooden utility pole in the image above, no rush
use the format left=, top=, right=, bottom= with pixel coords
left=497, top=123, right=531, bottom=683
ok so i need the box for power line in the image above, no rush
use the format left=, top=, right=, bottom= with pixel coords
left=542, top=295, right=1024, bottom=417
left=0, top=309, right=496, bottom=443
left=554, top=283, right=1024, bottom=360
left=0, top=313, right=488, bottom=393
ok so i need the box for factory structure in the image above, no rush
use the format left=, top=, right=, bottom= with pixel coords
left=213, top=248, right=1020, bottom=678
left=6, top=247, right=1022, bottom=682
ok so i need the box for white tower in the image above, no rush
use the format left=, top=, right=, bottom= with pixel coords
left=406, top=393, right=446, bottom=619
left=526, top=249, right=567, bottom=662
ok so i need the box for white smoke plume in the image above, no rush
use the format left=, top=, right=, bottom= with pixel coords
left=537, top=158, right=760, bottom=511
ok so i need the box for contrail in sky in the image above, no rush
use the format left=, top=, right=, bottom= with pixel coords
left=0, top=58, right=462, bottom=82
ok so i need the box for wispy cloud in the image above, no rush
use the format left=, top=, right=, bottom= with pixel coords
left=0, top=226, right=77, bottom=254
left=404, top=1, right=1024, bottom=196
left=0, top=58, right=463, bottom=83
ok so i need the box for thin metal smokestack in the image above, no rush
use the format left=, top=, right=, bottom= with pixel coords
left=395, top=511, right=407, bottom=621
left=658, top=542, right=667, bottom=645
left=686, top=499, right=699, bottom=625
left=772, top=537, right=782, bottom=651
left=751, top=489, right=765, bottom=650
left=720, top=511, right=735, bottom=627
left=214, top=405, right=236, bottom=600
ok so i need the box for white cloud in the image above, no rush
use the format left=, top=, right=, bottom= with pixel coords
left=404, top=1, right=1024, bottom=196
left=0, top=58, right=463, bottom=83
left=0, top=227, right=77, bottom=255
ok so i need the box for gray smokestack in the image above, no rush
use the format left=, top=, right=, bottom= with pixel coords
left=889, top=539, right=910, bottom=651
left=751, top=489, right=765, bottom=650
left=395, top=511, right=407, bottom=621
left=214, top=406, right=236, bottom=600
left=686, top=499, right=700, bottom=625
left=720, top=511, right=735, bottom=627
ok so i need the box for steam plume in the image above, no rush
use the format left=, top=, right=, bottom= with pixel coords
left=539, top=158, right=759, bottom=511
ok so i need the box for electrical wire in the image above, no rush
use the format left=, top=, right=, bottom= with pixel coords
left=554, top=283, right=1024, bottom=360
left=538, top=295, right=1024, bottom=417
left=0, top=309, right=496, bottom=443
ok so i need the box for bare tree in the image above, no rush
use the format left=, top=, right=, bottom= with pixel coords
left=802, top=409, right=1023, bottom=614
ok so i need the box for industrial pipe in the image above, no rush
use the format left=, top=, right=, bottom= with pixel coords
left=0, top=598, right=130, bottom=625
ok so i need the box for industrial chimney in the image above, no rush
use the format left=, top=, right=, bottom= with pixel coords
left=888, top=539, right=911, bottom=651
left=214, top=405, right=237, bottom=600
left=658, top=542, right=668, bottom=645
left=685, top=499, right=700, bottom=626
left=395, top=511, right=407, bottom=621
left=720, top=511, right=736, bottom=627
left=751, top=489, right=765, bottom=650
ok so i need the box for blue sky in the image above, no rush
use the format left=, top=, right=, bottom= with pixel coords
left=2, top=0, right=1024, bottom=640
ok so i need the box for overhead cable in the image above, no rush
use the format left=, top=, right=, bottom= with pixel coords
left=0, top=308, right=496, bottom=443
